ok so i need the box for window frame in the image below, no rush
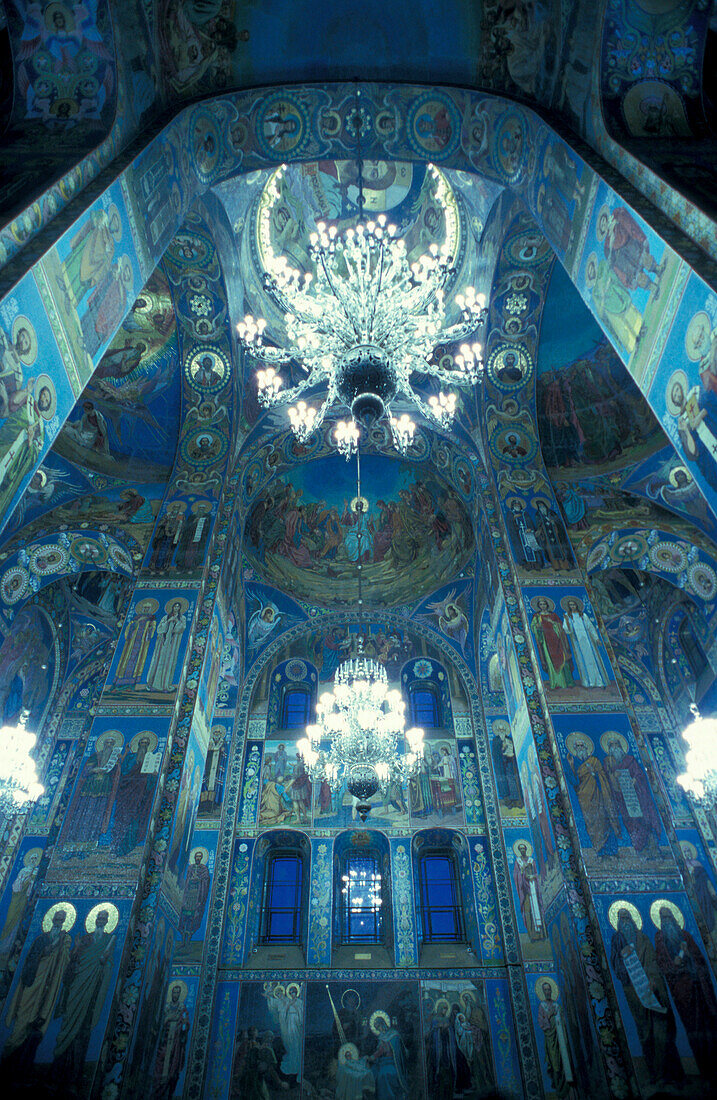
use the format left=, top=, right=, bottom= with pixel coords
left=417, top=848, right=464, bottom=944
left=260, top=849, right=305, bottom=946
left=279, top=684, right=313, bottom=731
left=338, top=849, right=385, bottom=946
left=409, top=683, right=441, bottom=729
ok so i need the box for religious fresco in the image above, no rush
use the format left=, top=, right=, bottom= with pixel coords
left=536, top=261, right=666, bottom=475
left=0, top=837, right=46, bottom=976
left=0, top=603, right=56, bottom=728
left=163, top=724, right=206, bottom=913
left=52, top=266, right=180, bottom=482
left=148, top=973, right=198, bottom=1099
left=102, top=586, right=197, bottom=702
left=489, top=717, right=524, bottom=821
left=174, top=828, right=215, bottom=964
left=551, top=713, right=672, bottom=875
left=526, top=969, right=596, bottom=1099
left=49, top=715, right=170, bottom=881
left=198, top=721, right=232, bottom=822
left=524, top=584, right=617, bottom=700
left=595, top=890, right=717, bottom=1094
left=0, top=895, right=130, bottom=1093
left=244, top=453, right=474, bottom=608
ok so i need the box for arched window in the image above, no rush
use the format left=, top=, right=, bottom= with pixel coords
left=339, top=849, right=384, bottom=944
left=280, top=685, right=312, bottom=730
left=261, top=850, right=304, bottom=944
left=417, top=850, right=463, bottom=942
left=409, top=684, right=441, bottom=728
left=678, top=616, right=708, bottom=681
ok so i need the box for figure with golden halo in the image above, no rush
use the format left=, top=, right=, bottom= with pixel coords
left=653, top=900, right=717, bottom=1083
left=152, top=982, right=190, bottom=1100
left=2, top=904, right=75, bottom=1072
left=116, top=599, right=157, bottom=687
left=264, top=980, right=303, bottom=1085
left=608, top=902, right=683, bottom=1090
left=536, top=979, right=576, bottom=1099
left=61, top=732, right=123, bottom=853
left=367, top=1009, right=409, bottom=1099
left=425, top=996, right=469, bottom=1097
left=530, top=596, right=574, bottom=690
left=561, top=596, right=609, bottom=688
left=146, top=598, right=188, bottom=692
left=112, top=731, right=160, bottom=857
left=601, top=731, right=662, bottom=859
left=53, top=904, right=118, bottom=1083
left=512, top=839, right=546, bottom=942
left=179, top=849, right=211, bottom=951
left=564, top=733, right=620, bottom=859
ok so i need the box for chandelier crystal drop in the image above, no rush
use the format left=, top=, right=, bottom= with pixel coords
left=238, top=164, right=487, bottom=455
left=0, top=713, right=45, bottom=816
left=677, top=704, right=717, bottom=805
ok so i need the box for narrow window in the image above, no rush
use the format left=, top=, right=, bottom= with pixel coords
left=261, top=853, right=303, bottom=944
left=340, top=853, right=383, bottom=944
left=410, top=686, right=440, bottom=728
left=678, top=617, right=708, bottom=681
left=281, top=687, right=311, bottom=730
left=419, top=852, right=463, bottom=942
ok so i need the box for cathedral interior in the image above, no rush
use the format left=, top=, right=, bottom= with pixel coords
left=1, top=1, right=717, bottom=1098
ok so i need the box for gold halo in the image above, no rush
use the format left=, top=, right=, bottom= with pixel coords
left=608, top=900, right=642, bottom=930
left=119, top=255, right=133, bottom=285
left=434, top=998, right=451, bottom=1016
left=512, top=838, right=533, bottom=859
left=34, top=375, right=57, bottom=420
left=369, top=1009, right=391, bottom=1035
left=191, top=500, right=213, bottom=515
left=85, top=902, right=119, bottom=933
left=685, top=311, right=713, bottom=362
left=190, top=846, right=209, bottom=865
left=559, top=595, right=583, bottom=613
left=95, top=730, right=124, bottom=752
left=665, top=370, right=689, bottom=416
left=530, top=594, right=555, bottom=612
left=12, top=316, right=37, bottom=366
left=595, top=205, right=611, bottom=242
left=341, top=988, right=361, bottom=1009
left=680, top=840, right=698, bottom=859
left=45, top=2, right=75, bottom=31
left=535, top=977, right=559, bottom=1001
left=286, top=982, right=301, bottom=998
left=350, top=495, right=370, bottom=515
left=42, top=902, right=76, bottom=932
left=505, top=496, right=526, bottom=511
left=492, top=719, right=510, bottom=736
left=107, top=203, right=123, bottom=243
left=565, top=731, right=594, bottom=757
left=166, top=980, right=188, bottom=1005
left=600, top=731, right=629, bottom=755
left=165, top=596, right=190, bottom=615
left=584, top=251, right=599, bottom=289
left=23, top=847, right=43, bottom=866
left=130, top=730, right=158, bottom=753
left=650, top=898, right=684, bottom=930
left=135, top=598, right=159, bottom=615
left=338, top=1043, right=360, bottom=1065
left=166, top=500, right=187, bottom=513
left=272, top=983, right=286, bottom=997
left=668, top=465, right=692, bottom=488
left=459, top=989, right=476, bottom=1009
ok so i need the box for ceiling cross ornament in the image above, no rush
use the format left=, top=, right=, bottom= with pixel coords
left=237, top=155, right=487, bottom=455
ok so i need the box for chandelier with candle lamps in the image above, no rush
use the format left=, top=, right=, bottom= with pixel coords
left=296, top=431, right=424, bottom=820
left=677, top=703, right=717, bottom=806
left=237, top=162, right=487, bottom=457
left=0, top=710, right=45, bottom=817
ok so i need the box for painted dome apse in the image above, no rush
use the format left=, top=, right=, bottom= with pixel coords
left=536, top=262, right=666, bottom=477
left=243, top=451, right=474, bottom=607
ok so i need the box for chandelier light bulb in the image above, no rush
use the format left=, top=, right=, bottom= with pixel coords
left=677, top=704, right=717, bottom=804
left=0, top=715, right=45, bottom=816
left=238, top=165, right=488, bottom=453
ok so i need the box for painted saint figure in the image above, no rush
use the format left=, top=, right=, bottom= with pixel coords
left=601, top=732, right=662, bottom=859
left=561, top=598, right=610, bottom=688
left=531, top=597, right=574, bottom=690
left=512, top=841, right=546, bottom=942
left=116, top=600, right=157, bottom=687
left=264, top=982, right=304, bottom=1084
left=565, top=733, right=620, bottom=858
left=152, top=983, right=190, bottom=1099
left=179, top=850, right=211, bottom=950
left=146, top=600, right=187, bottom=692
left=537, top=981, right=575, bottom=1099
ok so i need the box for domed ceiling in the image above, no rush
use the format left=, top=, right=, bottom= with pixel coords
left=243, top=450, right=474, bottom=607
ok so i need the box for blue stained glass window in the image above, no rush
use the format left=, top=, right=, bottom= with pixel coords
left=419, top=853, right=462, bottom=942
left=410, top=687, right=440, bottom=728
left=281, top=687, right=312, bottom=730
left=340, top=853, right=383, bottom=943
left=262, top=853, right=303, bottom=943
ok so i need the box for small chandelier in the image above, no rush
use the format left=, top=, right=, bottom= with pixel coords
left=0, top=711, right=45, bottom=816
left=677, top=704, right=717, bottom=805
left=238, top=163, right=487, bottom=455
left=297, top=432, right=424, bottom=819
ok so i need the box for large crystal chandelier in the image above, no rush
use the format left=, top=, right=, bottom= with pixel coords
left=0, top=712, right=45, bottom=816
left=297, top=438, right=424, bottom=820
left=237, top=162, right=487, bottom=456
left=677, top=704, right=717, bottom=805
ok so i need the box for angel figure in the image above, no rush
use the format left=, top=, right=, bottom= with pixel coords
left=426, top=589, right=469, bottom=654
left=247, top=592, right=282, bottom=653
